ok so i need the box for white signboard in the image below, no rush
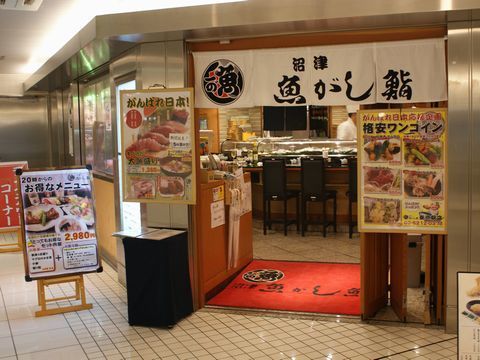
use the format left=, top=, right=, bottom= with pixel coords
left=458, top=272, right=480, bottom=359
left=211, top=200, right=225, bottom=228
left=120, top=88, right=196, bottom=204
left=194, top=38, right=446, bottom=107
left=19, top=168, right=100, bottom=280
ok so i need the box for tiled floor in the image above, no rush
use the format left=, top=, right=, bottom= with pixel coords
left=0, top=246, right=457, bottom=359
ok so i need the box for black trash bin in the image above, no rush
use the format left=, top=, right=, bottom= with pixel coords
left=122, top=229, right=193, bottom=327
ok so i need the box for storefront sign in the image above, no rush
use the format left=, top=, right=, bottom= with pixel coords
left=0, top=161, right=27, bottom=231
left=458, top=272, right=480, bottom=359
left=358, top=108, right=447, bottom=234
left=120, top=88, right=196, bottom=204
left=18, top=168, right=100, bottom=279
left=193, top=38, right=446, bottom=107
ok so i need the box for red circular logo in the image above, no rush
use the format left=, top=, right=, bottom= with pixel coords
left=125, top=109, right=142, bottom=129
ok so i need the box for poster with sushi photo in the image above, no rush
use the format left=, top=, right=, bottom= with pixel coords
left=358, top=108, right=447, bottom=233
left=120, top=88, right=196, bottom=204
left=18, top=168, right=100, bottom=280
left=458, top=272, right=480, bottom=359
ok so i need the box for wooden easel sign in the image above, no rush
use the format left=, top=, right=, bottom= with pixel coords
left=0, top=161, right=28, bottom=252
left=17, top=166, right=102, bottom=316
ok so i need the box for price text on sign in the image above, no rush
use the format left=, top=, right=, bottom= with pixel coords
left=64, top=232, right=97, bottom=241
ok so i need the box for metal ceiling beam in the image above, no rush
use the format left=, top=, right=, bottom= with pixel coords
left=23, top=0, right=480, bottom=92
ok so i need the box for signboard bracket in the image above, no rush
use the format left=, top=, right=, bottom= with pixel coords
left=35, top=274, right=92, bottom=317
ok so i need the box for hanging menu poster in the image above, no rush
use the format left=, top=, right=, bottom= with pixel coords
left=458, top=272, right=480, bottom=359
left=18, top=168, right=100, bottom=280
left=120, top=88, right=196, bottom=204
left=358, top=108, right=447, bottom=234
left=0, top=161, right=28, bottom=231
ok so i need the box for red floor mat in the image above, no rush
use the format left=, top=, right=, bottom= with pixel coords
left=207, top=260, right=360, bottom=315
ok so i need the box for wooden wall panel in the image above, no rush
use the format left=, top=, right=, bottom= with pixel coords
left=93, top=177, right=117, bottom=265
left=361, top=233, right=389, bottom=319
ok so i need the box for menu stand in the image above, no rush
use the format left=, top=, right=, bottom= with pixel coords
left=35, top=274, right=92, bottom=317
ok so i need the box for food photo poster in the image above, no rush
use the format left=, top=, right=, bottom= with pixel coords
left=458, top=272, right=480, bottom=359
left=18, top=168, right=100, bottom=279
left=120, top=88, right=196, bottom=204
left=358, top=108, right=447, bottom=233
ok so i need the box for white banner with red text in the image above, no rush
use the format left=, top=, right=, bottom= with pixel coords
left=193, top=38, right=446, bottom=108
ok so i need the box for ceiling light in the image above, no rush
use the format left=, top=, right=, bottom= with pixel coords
left=22, top=0, right=246, bottom=74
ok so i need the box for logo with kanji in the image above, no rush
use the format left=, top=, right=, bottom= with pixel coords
left=242, top=269, right=284, bottom=283
left=202, top=59, right=244, bottom=105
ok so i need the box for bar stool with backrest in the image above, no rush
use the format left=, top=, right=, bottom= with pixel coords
left=300, top=157, right=337, bottom=237
left=347, top=157, right=358, bottom=238
left=262, top=158, right=300, bottom=236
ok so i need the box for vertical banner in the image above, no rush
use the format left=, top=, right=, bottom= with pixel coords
left=358, top=108, right=447, bottom=233
left=458, top=272, right=480, bottom=359
left=120, top=88, right=196, bottom=204
left=19, top=168, right=100, bottom=279
left=0, top=162, right=27, bottom=231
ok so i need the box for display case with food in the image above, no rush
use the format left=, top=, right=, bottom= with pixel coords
left=255, top=138, right=357, bottom=167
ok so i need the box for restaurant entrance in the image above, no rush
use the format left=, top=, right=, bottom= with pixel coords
left=191, top=26, right=448, bottom=323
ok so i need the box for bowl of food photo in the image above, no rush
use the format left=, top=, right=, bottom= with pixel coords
left=160, top=157, right=192, bottom=178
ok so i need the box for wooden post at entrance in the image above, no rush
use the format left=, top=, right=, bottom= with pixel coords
left=35, top=274, right=92, bottom=317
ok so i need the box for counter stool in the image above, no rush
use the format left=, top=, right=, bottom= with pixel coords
left=346, top=158, right=357, bottom=238
left=262, top=158, right=300, bottom=236
left=300, top=157, right=337, bottom=237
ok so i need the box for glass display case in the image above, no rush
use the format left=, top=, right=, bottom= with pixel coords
left=257, top=138, right=357, bottom=167
left=220, top=139, right=257, bottom=160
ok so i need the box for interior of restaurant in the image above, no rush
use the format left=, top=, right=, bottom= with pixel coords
left=196, top=103, right=435, bottom=322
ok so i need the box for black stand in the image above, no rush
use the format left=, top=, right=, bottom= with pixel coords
left=122, top=230, right=193, bottom=327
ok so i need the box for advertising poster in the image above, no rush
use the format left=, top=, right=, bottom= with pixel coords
left=458, top=272, right=480, bottom=359
left=120, top=88, right=196, bottom=204
left=0, top=161, right=27, bottom=231
left=358, top=108, right=447, bottom=233
left=18, top=168, right=100, bottom=279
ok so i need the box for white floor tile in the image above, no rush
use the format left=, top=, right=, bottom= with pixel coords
left=0, top=322, right=11, bottom=338
left=17, top=344, right=87, bottom=360
left=9, top=314, right=69, bottom=335
left=0, top=336, right=15, bottom=358
left=14, top=327, right=78, bottom=354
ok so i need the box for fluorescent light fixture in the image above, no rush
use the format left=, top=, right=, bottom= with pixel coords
left=22, top=0, right=245, bottom=74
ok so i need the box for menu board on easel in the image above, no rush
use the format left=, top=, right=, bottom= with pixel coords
left=358, top=108, right=447, bottom=234
left=120, top=88, right=196, bottom=204
left=0, top=161, right=28, bottom=251
left=17, top=167, right=101, bottom=280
